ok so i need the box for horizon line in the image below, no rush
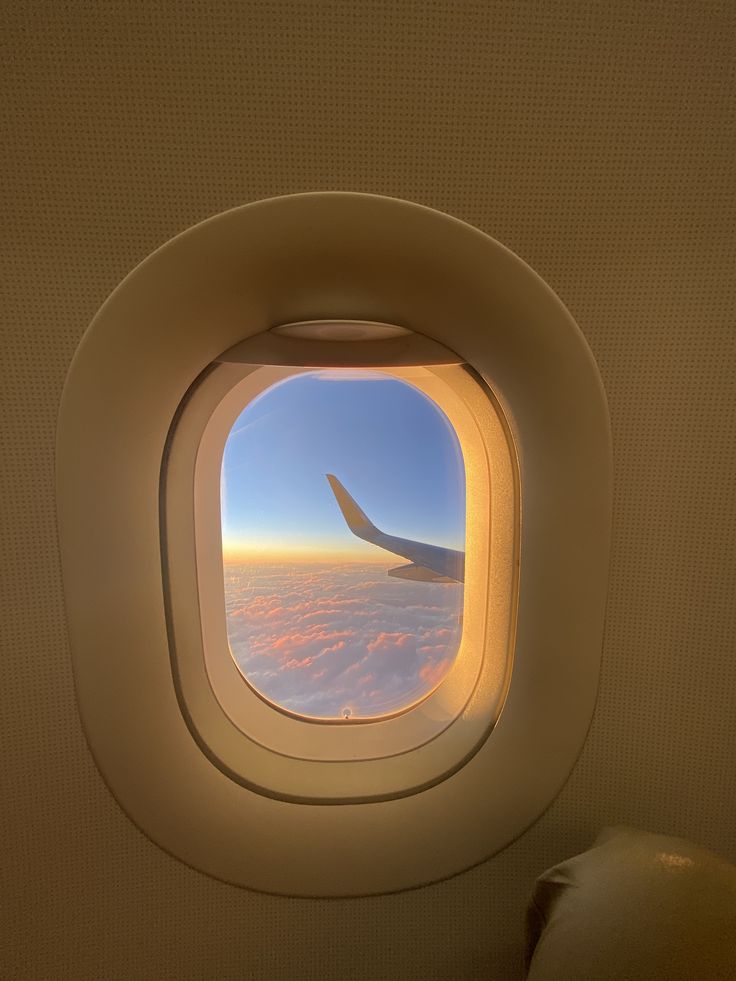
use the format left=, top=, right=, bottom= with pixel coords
left=222, top=548, right=396, bottom=566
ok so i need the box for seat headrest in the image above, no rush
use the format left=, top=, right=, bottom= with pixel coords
left=526, top=826, right=736, bottom=980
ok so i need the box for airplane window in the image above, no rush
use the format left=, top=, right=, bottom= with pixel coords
left=220, top=370, right=466, bottom=721
left=58, top=190, right=611, bottom=889
left=58, top=192, right=609, bottom=890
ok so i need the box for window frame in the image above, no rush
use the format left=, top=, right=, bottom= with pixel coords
left=57, top=192, right=611, bottom=895
left=162, top=356, right=518, bottom=801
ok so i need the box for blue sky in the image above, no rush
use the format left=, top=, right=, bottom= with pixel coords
left=221, top=371, right=466, bottom=560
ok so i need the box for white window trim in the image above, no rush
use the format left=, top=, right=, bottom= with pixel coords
left=57, top=192, right=611, bottom=895
left=162, top=359, right=516, bottom=802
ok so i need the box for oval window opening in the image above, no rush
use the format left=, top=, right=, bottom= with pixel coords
left=220, top=370, right=466, bottom=721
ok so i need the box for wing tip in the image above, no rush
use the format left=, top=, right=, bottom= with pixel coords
left=325, top=474, right=377, bottom=537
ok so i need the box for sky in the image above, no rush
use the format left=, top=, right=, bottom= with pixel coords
left=221, top=371, right=466, bottom=561
left=220, top=370, right=466, bottom=719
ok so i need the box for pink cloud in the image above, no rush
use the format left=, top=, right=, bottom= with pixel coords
left=269, top=629, right=354, bottom=652
left=247, top=596, right=276, bottom=610
left=345, top=580, right=391, bottom=592
left=321, top=640, right=346, bottom=654
left=235, top=595, right=285, bottom=620
left=313, top=597, right=364, bottom=608
left=225, top=563, right=463, bottom=719
left=298, top=608, right=346, bottom=621
left=419, top=658, right=452, bottom=687
left=367, top=631, right=414, bottom=653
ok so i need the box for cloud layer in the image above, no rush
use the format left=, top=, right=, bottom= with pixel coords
left=224, top=562, right=463, bottom=718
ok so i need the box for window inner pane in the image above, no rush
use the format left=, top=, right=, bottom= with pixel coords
left=221, top=370, right=465, bottom=721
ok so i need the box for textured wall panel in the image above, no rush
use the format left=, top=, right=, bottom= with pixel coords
left=2, top=1, right=734, bottom=978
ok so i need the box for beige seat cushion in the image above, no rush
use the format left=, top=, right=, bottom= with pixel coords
left=526, top=826, right=736, bottom=980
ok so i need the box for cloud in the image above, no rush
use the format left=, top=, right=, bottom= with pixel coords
left=419, top=658, right=453, bottom=687
left=263, top=628, right=355, bottom=654
left=225, top=562, right=463, bottom=718
left=321, top=640, right=346, bottom=654
left=367, top=631, right=414, bottom=653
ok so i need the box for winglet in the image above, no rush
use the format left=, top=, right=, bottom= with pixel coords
left=325, top=474, right=380, bottom=540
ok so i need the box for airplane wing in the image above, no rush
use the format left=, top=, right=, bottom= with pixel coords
left=325, top=474, right=464, bottom=583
